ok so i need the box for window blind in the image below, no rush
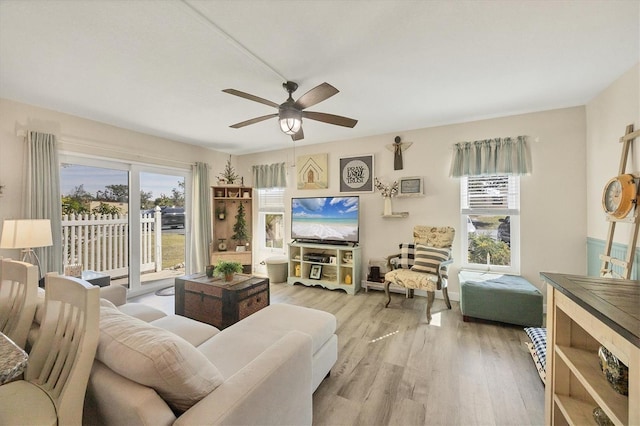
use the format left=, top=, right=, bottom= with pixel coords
left=461, top=175, right=519, bottom=215
left=257, top=188, right=285, bottom=212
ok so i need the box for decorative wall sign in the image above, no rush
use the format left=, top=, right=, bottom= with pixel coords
left=297, top=153, right=328, bottom=189
left=339, top=154, right=374, bottom=193
left=397, top=176, right=424, bottom=197
left=386, top=136, right=413, bottom=170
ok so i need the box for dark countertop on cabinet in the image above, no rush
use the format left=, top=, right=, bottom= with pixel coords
left=540, top=272, right=640, bottom=348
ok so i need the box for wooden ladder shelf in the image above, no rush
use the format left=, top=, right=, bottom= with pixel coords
left=599, top=124, right=640, bottom=279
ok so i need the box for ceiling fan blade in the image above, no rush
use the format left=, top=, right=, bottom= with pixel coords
left=302, top=111, right=358, bottom=128
left=229, top=113, right=278, bottom=128
left=222, top=89, right=279, bottom=109
left=294, top=83, right=339, bottom=110
left=291, top=128, right=304, bottom=141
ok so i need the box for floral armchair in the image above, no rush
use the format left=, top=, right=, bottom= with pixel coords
left=384, top=225, right=455, bottom=322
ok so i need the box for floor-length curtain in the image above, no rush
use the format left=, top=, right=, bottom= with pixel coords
left=190, top=162, right=212, bottom=273
left=449, top=136, right=531, bottom=177
left=252, top=162, right=286, bottom=189
left=25, top=131, right=63, bottom=273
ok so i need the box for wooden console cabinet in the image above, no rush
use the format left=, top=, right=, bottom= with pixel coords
left=541, top=273, right=639, bottom=425
left=288, top=242, right=361, bottom=295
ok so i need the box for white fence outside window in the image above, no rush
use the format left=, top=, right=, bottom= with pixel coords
left=61, top=209, right=162, bottom=277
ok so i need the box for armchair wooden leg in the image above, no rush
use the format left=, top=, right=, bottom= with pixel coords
left=384, top=281, right=391, bottom=308
left=426, top=291, right=435, bottom=322
left=442, top=287, right=452, bottom=309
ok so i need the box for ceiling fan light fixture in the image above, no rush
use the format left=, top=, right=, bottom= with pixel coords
left=279, top=117, right=302, bottom=135
left=278, top=105, right=302, bottom=135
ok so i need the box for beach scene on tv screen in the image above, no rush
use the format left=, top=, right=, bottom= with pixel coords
left=292, top=197, right=359, bottom=242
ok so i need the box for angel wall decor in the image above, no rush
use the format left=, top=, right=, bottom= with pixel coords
left=386, top=136, right=413, bottom=170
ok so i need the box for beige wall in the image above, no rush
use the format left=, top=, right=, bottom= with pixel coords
left=238, top=106, right=588, bottom=300
left=0, top=98, right=228, bottom=259
left=586, top=63, right=640, bottom=245
left=8, top=60, right=635, bottom=300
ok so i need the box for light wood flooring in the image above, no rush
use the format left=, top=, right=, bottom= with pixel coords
left=131, top=282, right=545, bottom=426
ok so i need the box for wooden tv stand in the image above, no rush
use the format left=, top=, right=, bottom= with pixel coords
left=288, top=242, right=361, bottom=295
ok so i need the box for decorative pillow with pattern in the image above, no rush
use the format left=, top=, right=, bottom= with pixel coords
left=524, top=327, right=547, bottom=371
left=397, top=243, right=415, bottom=269
left=410, top=245, right=450, bottom=275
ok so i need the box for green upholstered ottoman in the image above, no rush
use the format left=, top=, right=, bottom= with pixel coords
left=459, top=271, right=543, bottom=326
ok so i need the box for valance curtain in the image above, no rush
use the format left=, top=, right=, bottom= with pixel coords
left=449, top=136, right=531, bottom=177
left=26, top=131, right=63, bottom=273
left=190, top=162, right=212, bottom=273
left=252, top=162, right=286, bottom=189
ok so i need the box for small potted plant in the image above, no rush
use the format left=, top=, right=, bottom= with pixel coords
left=214, top=260, right=243, bottom=282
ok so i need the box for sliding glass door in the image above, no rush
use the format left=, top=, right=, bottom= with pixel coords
left=59, top=154, right=191, bottom=295
left=139, top=170, right=187, bottom=288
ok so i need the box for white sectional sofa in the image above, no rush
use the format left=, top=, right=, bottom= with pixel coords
left=31, top=285, right=337, bottom=425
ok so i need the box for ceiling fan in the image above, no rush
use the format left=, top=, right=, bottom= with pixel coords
left=223, top=81, right=358, bottom=141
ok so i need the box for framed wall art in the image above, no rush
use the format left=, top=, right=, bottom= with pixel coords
left=397, top=176, right=424, bottom=197
left=296, top=153, right=328, bottom=189
left=309, top=264, right=323, bottom=280
left=339, top=154, right=374, bottom=193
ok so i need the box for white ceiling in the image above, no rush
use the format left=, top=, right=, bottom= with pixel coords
left=1, top=1, right=638, bottom=155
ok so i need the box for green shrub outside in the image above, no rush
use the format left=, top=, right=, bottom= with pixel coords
left=467, top=233, right=510, bottom=265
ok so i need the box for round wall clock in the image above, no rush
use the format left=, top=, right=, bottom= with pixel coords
left=602, top=174, right=637, bottom=219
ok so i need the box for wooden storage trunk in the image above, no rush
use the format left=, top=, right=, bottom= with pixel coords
left=175, top=274, right=269, bottom=329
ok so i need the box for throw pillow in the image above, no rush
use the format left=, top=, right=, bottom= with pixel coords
left=410, top=245, right=450, bottom=275
left=96, top=305, right=224, bottom=412
left=99, top=298, right=117, bottom=309
left=397, top=243, right=415, bottom=269
left=524, top=327, right=547, bottom=371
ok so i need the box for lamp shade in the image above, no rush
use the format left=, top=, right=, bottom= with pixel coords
left=279, top=117, right=302, bottom=135
left=0, top=219, right=53, bottom=249
left=278, top=105, right=302, bottom=135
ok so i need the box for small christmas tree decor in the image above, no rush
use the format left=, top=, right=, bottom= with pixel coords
left=231, top=201, right=250, bottom=247
left=218, top=157, right=239, bottom=185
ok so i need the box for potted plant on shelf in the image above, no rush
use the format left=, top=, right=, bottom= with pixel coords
left=214, top=260, right=243, bottom=282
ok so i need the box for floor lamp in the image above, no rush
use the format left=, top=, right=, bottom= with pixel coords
left=0, top=219, right=53, bottom=279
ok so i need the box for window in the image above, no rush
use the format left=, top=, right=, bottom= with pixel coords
left=253, top=187, right=285, bottom=275
left=257, top=188, right=285, bottom=251
left=461, top=174, right=520, bottom=274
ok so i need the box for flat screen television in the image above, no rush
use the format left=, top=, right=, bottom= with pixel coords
left=291, top=196, right=359, bottom=245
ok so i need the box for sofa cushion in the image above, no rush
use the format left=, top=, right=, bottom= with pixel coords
left=197, top=304, right=336, bottom=380
left=150, top=315, right=220, bottom=347
left=118, top=302, right=167, bottom=322
left=96, top=306, right=223, bottom=412
left=411, top=245, right=450, bottom=275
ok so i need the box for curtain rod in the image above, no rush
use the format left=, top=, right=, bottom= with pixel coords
left=17, top=130, right=195, bottom=169
left=58, top=136, right=195, bottom=169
